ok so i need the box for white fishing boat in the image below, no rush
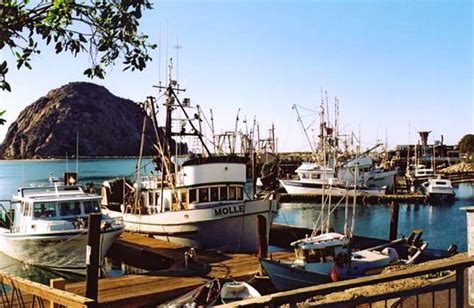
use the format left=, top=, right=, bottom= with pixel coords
left=220, top=281, right=261, bottom=304
left=421, top=176, right=455, bottom=203
left=103, top=63, right=278, bottom=252
left=260, top=230, right=428, bottom=291
left=0, top=176, right=124, bottom=273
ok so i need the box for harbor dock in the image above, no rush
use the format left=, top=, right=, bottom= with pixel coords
left=279, top=192, right=428, bottom=204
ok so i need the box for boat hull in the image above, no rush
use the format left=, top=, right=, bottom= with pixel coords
left=260, top=258, right=333, bottom=291
left=280, top=180, right=384, bottom=196
left=0, top=226, right=123, bottom=272
left=105, top=199, right=277, bottom=252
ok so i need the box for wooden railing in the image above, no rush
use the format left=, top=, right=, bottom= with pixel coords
left=218, top=255, right=474, bottom=308
left=0, top=272, right=95, bottom=308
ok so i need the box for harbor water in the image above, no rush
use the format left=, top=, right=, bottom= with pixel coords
left=0, top=159, right=472, bottom=284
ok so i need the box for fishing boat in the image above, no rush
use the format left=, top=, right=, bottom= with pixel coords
left=260, top=230, right=428, bottom=291
left=220, top=281, right=261, bottom=304
left=421, top=176, right=455, bottom=203
left=0, top=175, right=124, bottom=273
left=103, top=62, right=278, bottom=252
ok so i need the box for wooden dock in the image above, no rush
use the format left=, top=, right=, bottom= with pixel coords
left=279, top=192, right=427, bottom=204
left=62, top=232, right=293, bottom=307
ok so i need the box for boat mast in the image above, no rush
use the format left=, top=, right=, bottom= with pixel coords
left=292, top=104, right=316, bottom=157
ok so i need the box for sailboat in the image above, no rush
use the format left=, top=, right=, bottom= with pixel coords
left=103, top=61, right=278, bottom=252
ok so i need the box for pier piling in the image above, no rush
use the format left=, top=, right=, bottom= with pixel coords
left=85, top=213, right=101, bottom=304
left=389, top=201, right=400, bottom=241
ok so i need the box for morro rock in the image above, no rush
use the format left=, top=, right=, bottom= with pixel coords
left=1, top=82, right=172, bottom=158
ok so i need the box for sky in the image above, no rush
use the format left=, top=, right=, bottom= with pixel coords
left=1, top=0, right=472, bottom=153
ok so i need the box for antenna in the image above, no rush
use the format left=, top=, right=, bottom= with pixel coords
left=174, top=36, right=182, bottom=84
left=158, top=30, right=162, bottom=92
left=76, top=131, right=79, bottom=174
left=165, top=20, right=169, bottom=86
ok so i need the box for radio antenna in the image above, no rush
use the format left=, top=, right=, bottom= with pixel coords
left=174, top=36, right=182, bottom=84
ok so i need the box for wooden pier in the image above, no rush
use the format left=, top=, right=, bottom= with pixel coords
left=279, top=192, right=428, bottom=204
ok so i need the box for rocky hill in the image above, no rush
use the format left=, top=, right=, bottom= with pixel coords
left=1, top=82, right=181, bottom=158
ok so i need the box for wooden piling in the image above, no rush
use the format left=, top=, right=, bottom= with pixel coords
left=389, top=201, right=400, bottom=241
left=456, top=268, right=464, bottom=308
left=257, top=215, right=268, bottom=258
left=85, top=213, right=101, bottom=303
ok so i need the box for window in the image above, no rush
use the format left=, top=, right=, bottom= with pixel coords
left=220, top=187, right=228, bottom=201
left=301, top=173, right=309, bottom=179
left=199, top=188, right=209, bottom=203
left=236, top=187, right=243, bottom=200
left=84, top=200, right=101, bottom=214
left=33, top=202, right=57, bottom=218
left=181, top=191, right=188, bottom=203
left=149, top=192, right=155, bottom=206
left=311, top=174, right=320, bottom=180
left=210, top=187, right=219, bottom=202
left=60, top=202, right=81, bottom=216
left=172, top=193, right=177, bottom=204
left=229, top=187, right=236, bottom=200
left=189, top=189, right=197, bottom=203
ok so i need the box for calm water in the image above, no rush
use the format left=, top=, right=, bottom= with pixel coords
left=0, top=159, right=473, bottom=284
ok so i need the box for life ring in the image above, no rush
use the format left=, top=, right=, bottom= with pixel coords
left=335, top=252, right=351, bottom=269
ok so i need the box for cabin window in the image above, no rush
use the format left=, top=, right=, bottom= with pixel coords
left=181, top=191, right=188, bottom=204
left=436, top=181, right=446, bottom=185
left=60, top=202, right=81, bottom=216
left=210, top=187, right=219, bottom=202
left=199, top=188, right=209, bottom=203
left=189, top=189, right=197, bottom=203
left=308, top=249, right=324, bottom=263
left=220, top=187, right=228, bottom=201
left=33, top=202, right=57, bottom=218
left=84, top=200, right=101, bottom=214
left=229, top=187, right=236, bottom=200
left=324, top=247, right=336, bottom=259
left=236, top=187, right=243, bottom=200
left=149, top=192, right=155, bottom=206
left=301, top=173, right=309, bottom=179
left=172, top=193, right=177, bottom=204
left=311, top=174, right=320, bottom=180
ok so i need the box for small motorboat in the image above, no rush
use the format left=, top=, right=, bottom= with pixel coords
left=162, top=278, right=220, bottom=307
left=220, top=281, right=262, bottom=304
left=421, top=176, right=455, bottom=203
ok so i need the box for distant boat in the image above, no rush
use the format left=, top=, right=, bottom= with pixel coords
left=0, top=175, right=124, bottom=273
left=280, top=162, right=384, bottom=196
left=220, top=281, right=261, bottom=304
left=421, top=176, right=455, bottom=203
left=260, top=230, right=428, bottom=291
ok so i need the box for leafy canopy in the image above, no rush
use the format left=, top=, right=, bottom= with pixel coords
left=0, top=0, right=157, bottom=93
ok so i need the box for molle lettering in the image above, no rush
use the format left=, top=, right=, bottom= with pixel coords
left=214, top=205, right=245, bottom=216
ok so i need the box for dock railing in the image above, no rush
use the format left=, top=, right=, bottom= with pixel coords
left=0, top=272, right=95, bottom=308
left=218, top=255, right=474, bottom=308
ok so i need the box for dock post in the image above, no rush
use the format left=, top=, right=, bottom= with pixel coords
left=85, top=213, right=101, bottom=304
left=456, top=268, right=464, bottom=308
left=461, top=206, right=474, bottom=306
left=257, top=215, right=268, bottom=258
left=389, top=201, right=399, bottom=241
left=252, top=152, right=257, bottom=198
left=49, top=278, right=65, bottom=308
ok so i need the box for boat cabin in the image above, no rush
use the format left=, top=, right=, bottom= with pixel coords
left=9, top=185, right=101, bottom=233
left=295, top=162, right=337, bottom=182
left=292, top=233, right=349, bottom=264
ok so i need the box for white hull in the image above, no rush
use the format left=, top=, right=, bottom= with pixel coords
left=0, top=227, right=123, bottom=272
left=280, top=180, right=384, bottom=196
left=104, top=199, right=277, bottom=252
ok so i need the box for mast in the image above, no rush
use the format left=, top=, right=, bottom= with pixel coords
left=292, top=104, right=316, bottom=156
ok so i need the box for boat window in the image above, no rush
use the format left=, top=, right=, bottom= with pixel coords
left=310, top=174, right=320, bottom=180
left=189, top=189, right=197, bottom=203
left=324, top=247, right=336, bottom=259
left=199, top=188, right=209, bottom=203
left=60, top=202, right=81, bottom=216
left=236, top=187, right=243, bottom=200
left=436, top=181, right=447, bottom=185
left=33, top=202, right=57, bottom=218
left=149, top=192, right=155, bottom=206
left=301, top=173, right=309, bottom=179
left=172, top=193, right=177, bottom=204
left=229, top=187, right=236, bottom=200
left=308, top=249, right=324, bottom=263
left=210, top=187, right=219, bottom=202
left=84, top=200, right=101, bottom=214
left=181, top=191, right=188, bottom=203
left=220, top=187, right=228, bottom=201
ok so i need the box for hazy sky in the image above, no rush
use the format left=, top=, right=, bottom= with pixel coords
left=1, top=0, right=472, bottom=152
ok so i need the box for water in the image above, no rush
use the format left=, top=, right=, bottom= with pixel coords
left=0, top=159, right=472, bottom=284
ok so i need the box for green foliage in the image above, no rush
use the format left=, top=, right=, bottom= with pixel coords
left=0, top=0, right=157, bottom=92
left=458, top=134, right=474, bottom=153
left=0, top=110, right=5, bottom=125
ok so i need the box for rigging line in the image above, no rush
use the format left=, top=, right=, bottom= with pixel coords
left=293, top=104, right=317, bottom=113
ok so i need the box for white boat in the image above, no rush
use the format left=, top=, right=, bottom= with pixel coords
left=339, top=155, right=396, bottom=192
left=280, top=162, right=384, bottom=196
left=103, top=65, right=277, bottom=252
left=260, top=230, right=428, bottom=291
left=220, top=281, right=261, bottom=304
left=0, top=179, right=124, bottom=273
left=421, top=176, right=455, bottom=203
